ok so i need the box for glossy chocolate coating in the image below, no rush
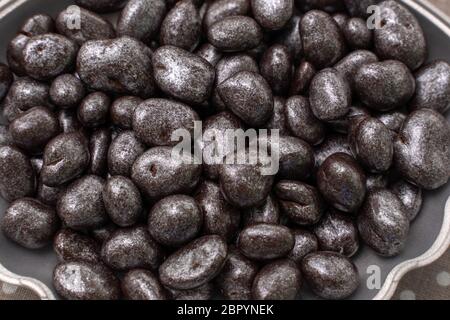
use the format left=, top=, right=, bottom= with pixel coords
left=50, top=74, right=86, bottom=108
left=286, top=95, right=325, bottom=146
left=314, top=134, right=352, bottom=168
left=343, top=17, right=372, bottom=49
left=410, top=60, right=450, bottom=114
left=264, top=96, right=290, bottom=136
left=275, top=180, right=324, bottom=226
left=251, top=0, right=293, bottom=30
left=218, top=71, right=274, bottom=127
left=276, top=14, right=302, bottom=63
left=160, top=0, right=201, bottom=51
left=243, top=194, right=280, bottom=227
left=194, top=43, right=223, bottom=66
left=122, top=269, right=168, bottom=300
left=213, top=54, right=259, bottom=111
left=199, top=111, right=244, bottom=180
left=167, top=282, right=214, bottom=300
left=3, top=77, right=50, bottom=115
left=366, top=173, right=389, bottom=192
left=207, top=16, right=263, bottom=52
left=0, top=125, right=12, bottom=147
left=37, top=181, right=63, bottom=206
left=133, top=98, right=200, bottom=147
left=20, top=14, right=54, bottom=37
left=391, top=180, right=423, bottom=221
left=57, top=109, right=83, bottom=133
left=260, top=44, right=292, bottom=96
left=314, top=212, right=359, bottom=257
left=57, top=175, right=108, bottom=230
left=78, top=92, right=111, bottom=128
left=374, top=1, right=426, bottom=70
left=77, top=37, right=156, bottom=98
left=287, top=229, right=319, bottom=264
left=0, top=146, right=36, bottom=202
left=10, top=106, right=60, bottom=154
left=89, top=128, right=111, bottom=176
left=357, top=189, right=409, bottom=256
left=334, top=50, right=379, bottom=88
left=108, top=131, right=146, bottom=177
left=110, top=96, right=143, bottom=129
left=194, top=181, right=240, bottom=242
left=117, top=0, right=166, bottom=43
left=0, top=0, right=447, bottom=302
left=276, top=136, right=315, bottom=180
left=148, top=195, right=203, bottom=247
left=332, top=12, right=349, bottom=31
left=203, top=0, right=250, bottom=29
left=252, top=259, right=301, bottom=300
left=159, top=235, right=228, bottom=289
left=103, top=176, right=143, bottom=227
left=216, top=247, right=258, bottom=300
left=301, top=10, right=346, bottom=69
left=131, top=147, right=202, bottom=200
left=317, top=153, right=366, bottom=213
left=309, top=68, right=351, bottom=121
left=355, top=60, right=415, bottom=111
left=328, top=104, right=370, bottom=134
left=394, top=109, right=450, bottom=189
left=348, top=116, right=393, bottom=172
left=1, top=198, right=59, bottom=249
left=54, top=228, right=100, bottom=263
left=219, top=159, right=274, bottom=209
left=289, top=60, right=316, bottom=96
left=238, top=223, right=294, bottom=260
left=152, top=45, right=215, bottom=104
left=375, top=110, right=407, bottom=133
left=56, top=6, right=115, bottom=45
left=41, top=132, right=90, bottom=187
left=101, top=226, right=162, bottom=271
left=23, top=33, right=77, bottom=81
left=53, top=261, right=120, bottom=300
left=91, top=223, right=117, bottom=244
left=301, top=251, right=359, bottom=299
left=7, top=34, right=29, bottom=76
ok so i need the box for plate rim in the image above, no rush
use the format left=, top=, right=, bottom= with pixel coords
left=373, top=0, right=450, bottom=300
left=0, top=0, right=449, bottom=301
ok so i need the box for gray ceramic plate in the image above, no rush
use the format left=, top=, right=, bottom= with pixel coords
left=0, top=0, right=449, bottom=300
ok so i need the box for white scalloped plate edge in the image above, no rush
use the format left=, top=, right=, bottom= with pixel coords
left=0, top=263, right=55, bottom=300
left=0, top=0, right=449, bottom=301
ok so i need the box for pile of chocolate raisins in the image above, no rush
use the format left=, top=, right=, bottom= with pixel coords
left=0, top=0, right=450, bottom=300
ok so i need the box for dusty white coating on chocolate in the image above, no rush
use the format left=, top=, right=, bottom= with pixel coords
left=301, top=251, right=359, bottom=299
left=153, top=45, right=215, bottom=104
left=159, top=235, right=227, bottom=290
left=23, top=33, right=77, bottom=80
left=131, top=146, right=202, bottom=200
left=56, top=6, right=115, bottom=45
